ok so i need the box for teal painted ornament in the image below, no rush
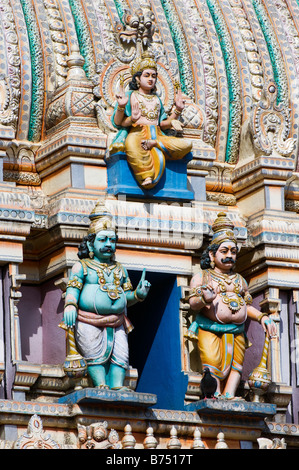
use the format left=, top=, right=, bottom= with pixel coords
left=206, top=0, right=241, bottom=164
left=64, top=356, right=88, bottom=380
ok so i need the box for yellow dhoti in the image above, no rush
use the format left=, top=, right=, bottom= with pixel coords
left=197, top=329, right=246, bottom=381
left=124, top=125, right=192, bottom=187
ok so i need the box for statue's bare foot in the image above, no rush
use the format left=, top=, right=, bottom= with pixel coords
left=141, top=139, right=157, bottom=150
left=111, top=386, right=133, bottom=392
left=96, top=384, right=110, bottom=390
left=141, top=177, right=153, bottom=187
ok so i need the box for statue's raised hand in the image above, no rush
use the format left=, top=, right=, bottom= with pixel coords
left=115, top=77, right=128, bottom=109
left=131, top=100, right=141, bottom=123
left=63, top=305, right=77, bottom=328
left=135, top=268, right=151, bottom=301
left=174, top=87, right=186, bottom=113
left=201, top=283, right=217, bottom=304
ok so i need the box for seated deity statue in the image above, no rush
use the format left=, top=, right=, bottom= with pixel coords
left=62, top=201, right=151, bottom=391
left=186, top=212, right=277, bottom=400
left=109, top=52, right=192, bottom=189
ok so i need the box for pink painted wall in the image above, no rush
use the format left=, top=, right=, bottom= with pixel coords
left=19, top=278, right=65, bottom=364
left=242, top=292, right=265, bottom=381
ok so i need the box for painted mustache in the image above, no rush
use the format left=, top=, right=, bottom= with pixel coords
left=100, top=247, right=115, bottom=253
left=221, top=257, right=235, bottom=264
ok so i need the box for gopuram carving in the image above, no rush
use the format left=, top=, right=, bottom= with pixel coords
left=77, top=421, right=120, bottom=449
left=239, top=82, right=296, bottom=162
left=0, top=0, right=299, bottom=451
left=110, top=52, right=192, bottom=189
left=93, top=6, right=204, bottom=136
left=60, top=200, right=150, bottom=391
left=185, top=212, right=277, bottom=400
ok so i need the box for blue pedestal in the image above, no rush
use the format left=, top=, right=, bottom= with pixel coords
left=185, top=398, right=276, bottom=417
left=58, top=387, right=157, bottom=407
left=105, top=152, right=194, bottom=201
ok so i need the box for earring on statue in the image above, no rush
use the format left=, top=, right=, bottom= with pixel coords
left=89, top=251, right=94, bottom=259
left=210, top=260, right=215, bottom=269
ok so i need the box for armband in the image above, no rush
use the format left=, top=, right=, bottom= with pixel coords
left=189, top=286, right=202, bottom=298
left=67, top=276, right=83, bottom=290
left=244, top=292, right=253, bottom=305
left=123, top=280, right=133, bottom=292
left=188, top=287, right=207, bottom=305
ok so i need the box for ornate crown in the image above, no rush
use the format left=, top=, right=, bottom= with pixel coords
left=130, top=51, right=157, bottom=76
left=88, top=200, right=116, bottom=234
left=211, top=212, right=237, bottom=245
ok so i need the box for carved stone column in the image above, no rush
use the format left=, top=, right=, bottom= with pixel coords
left=231, top=83, right=296, bottom=418
left=35, top=47, right=107, bottom=198
left=233, top=82, right=295, bottom=216
left=232, top=155, right=294, bottom=216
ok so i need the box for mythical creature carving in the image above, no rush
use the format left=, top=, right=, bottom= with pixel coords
left=92, top=5, right=204, bottom=140
left=77, top=421, right=120, bottom=449
left=119, top=8, right=155, bottom=51
left=251, top=82, right=295, bottom=157
left=257, top=437, right=287, bottom=449
left=240, top=82, right=295, bottom=161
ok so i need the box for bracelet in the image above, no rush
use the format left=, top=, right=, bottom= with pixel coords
left=257, top=312, right=268, bottom=323
left=174, top=108, right=182, bottom=115
left=64, top=301, right=78, bottom=309
left=117, top=106, right=125, bottom=111
left=123, top=280, right=133, bottom=292
left=244, top=292, right=253, bottom=305
left=134, top=289, right=144, bottom=302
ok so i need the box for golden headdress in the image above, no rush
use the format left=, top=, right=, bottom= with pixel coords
left=88, top=200, right=116, bottom=235
left=211, top=212, right=237, bottom=245
left=130, top=51, right=157, bottom=76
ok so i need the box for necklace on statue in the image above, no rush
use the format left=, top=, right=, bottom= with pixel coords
left=134, top=93, right=160, bottom=121
left=136, top=91, right=156, bottom=100
left=208, top=269, right=245, bottom=313
left=84, top=258, right=123, bottom=300
left=208, top=268, right=237, bottom=285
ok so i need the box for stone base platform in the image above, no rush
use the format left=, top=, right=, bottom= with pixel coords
left=105, top=152, right=194, bottom=201
left=185, top=398, right=276, bottom=417
left=57, top=387, right=157, bottom=407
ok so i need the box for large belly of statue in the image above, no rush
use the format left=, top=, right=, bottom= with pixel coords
left=212, top=292, right=247, bottom=325
left=78, top=284, right=114, bottom=315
